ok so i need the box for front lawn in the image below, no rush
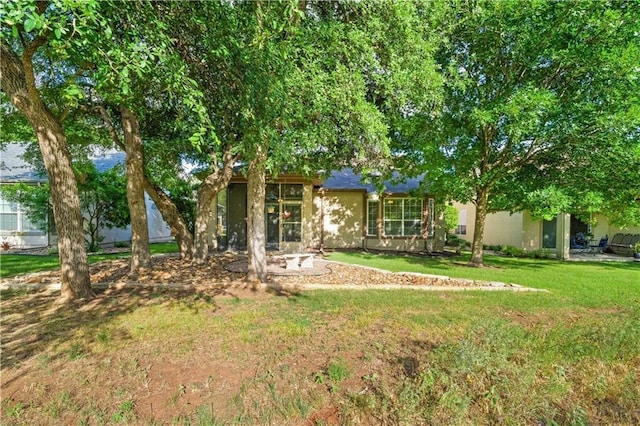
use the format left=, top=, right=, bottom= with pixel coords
left=1, top=250, right=639, bottom=425
left=0, top=242, right=179, bottom=278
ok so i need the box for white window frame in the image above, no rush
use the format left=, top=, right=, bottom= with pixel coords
left=383, top=197, right=423, bottom=237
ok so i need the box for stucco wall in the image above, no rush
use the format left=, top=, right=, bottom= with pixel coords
left=453, top=202, right=524, bottom=247
left=313, top=191, right=364, bottom=249
left=521, top=211, right=540, bottom=250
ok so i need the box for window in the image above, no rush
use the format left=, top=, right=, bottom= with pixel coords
left=0, top=197, right=43, bottom=233
left=264, top=184, right=304, bottom=244
left=383, top=198, right=423, bottom=236
left=367, top=200, right=379, bottom=236
left=282, top=204, right=302, bottom=242
left=0, top=199, right=18, bottom=231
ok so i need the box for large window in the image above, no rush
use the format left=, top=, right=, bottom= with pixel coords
left=383, top=198, right=423, bottom=237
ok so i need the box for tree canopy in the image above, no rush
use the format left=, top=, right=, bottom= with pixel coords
left=396, top=0, right=640, bottom=266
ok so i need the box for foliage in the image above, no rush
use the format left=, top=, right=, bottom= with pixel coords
left=396, top=0, right=640, bottom=265
left=525, top=186, right=572, bottom=222
left=76, top=162, right=129, bottom=252
left=443, top=205, right=459, bottom=233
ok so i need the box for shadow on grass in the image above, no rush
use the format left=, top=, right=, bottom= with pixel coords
left=0, top=285, right=255, bottom=378
left=340, top=250, right=555, bottom=272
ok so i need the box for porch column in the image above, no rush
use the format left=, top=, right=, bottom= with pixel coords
left=556, top=212, right=571, bottom=260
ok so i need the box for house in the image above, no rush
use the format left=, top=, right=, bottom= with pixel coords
left=215, top=168, right=445, bottom=253
left=451, top=201, right=640, bottom=253
left=2, top=141, right=444, bottom=253
left=0, top=143, right=172, bottom=249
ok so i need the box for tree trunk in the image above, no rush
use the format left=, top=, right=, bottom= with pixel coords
left=246, top=149, right=267, bottom=284
left=193, top=148, right=236, bottom=264
left=1, top=41, right=92, bottom=302
left=143, top=180, right=194, bottom=260
left=470, top=187, right=489, bottom=267
left=120, top=107, right=151, bottom=271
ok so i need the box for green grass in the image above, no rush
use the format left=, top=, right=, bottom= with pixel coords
left=327, top=251, right=640, bottom=306
left=2, top=249, right=639, bottom=424
left=0, top=241, right=178, bottom=278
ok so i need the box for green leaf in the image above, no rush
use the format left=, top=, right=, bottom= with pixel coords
left=24, top=17, right=36, bottom=32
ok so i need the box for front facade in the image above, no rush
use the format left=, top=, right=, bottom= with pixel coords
left=215, top=169, right=445, bottom=253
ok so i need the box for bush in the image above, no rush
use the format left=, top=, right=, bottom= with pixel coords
left=500, top=245, right=525, bottom=257
left=499, top=246, right=553, bottom=259
left=446, top=235, right=469, bottom=249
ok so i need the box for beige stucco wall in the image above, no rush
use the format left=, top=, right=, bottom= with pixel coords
left=453, top=202, right=525, bottom=248
left=312, top=191, right=364, bottom=249
left=521, top=211, right=541, bottom=250
left=454, top=202, right=640, bottom=251
left=607, top=222, right=640, bottom=237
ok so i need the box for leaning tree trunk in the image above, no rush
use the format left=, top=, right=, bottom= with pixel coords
left=121, top=107, right=151, bottom=271
left=246, top=149, right=268, bottom=284
left=143, top=180, right=194, bottom=260
left=1, top=41, right=92, bottom=302
left=193, top=149, right=236, bottom=264
left=469, top=187, right=489, bottom=267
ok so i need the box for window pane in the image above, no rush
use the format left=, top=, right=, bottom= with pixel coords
left=265, top=184, right=279, bottom=202
left=22, top=214, right=43, bottom=232
left=0, top=213, right=18, bottom=231
left=385, top=200, right=402, bottom=220
left=282, top=184, right=303, bottom=200
left=0, top=200, right=18, bottom=214
left=404, top=220, right=422, bottom=235
left=384, top=220, right=402, bottom=236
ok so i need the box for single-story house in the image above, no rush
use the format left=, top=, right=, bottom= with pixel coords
left=0, top=143, right=172, bottom=249
left=451, top=201, right=640, bottom=253
left=3, top=141, right=444, bottom=253
left=215, top=168, right=445, bottom=253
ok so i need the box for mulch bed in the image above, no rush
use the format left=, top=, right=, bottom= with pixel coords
left=1, top=252, right=515, bottom=290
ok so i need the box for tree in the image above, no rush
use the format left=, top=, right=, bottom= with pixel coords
left=236, top=0, right=443, bottom=282
left=401, top=0, right=640, bottom=266
left=1, top=0, right=98, bottom=301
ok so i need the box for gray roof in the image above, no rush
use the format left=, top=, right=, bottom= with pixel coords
left=92, top=151, right=125, bottom=172
left=0, top=142, right=47, bottom=182
left=0, top=143, right=125, bottom=182
left=321, top=168, right=425, bottom=194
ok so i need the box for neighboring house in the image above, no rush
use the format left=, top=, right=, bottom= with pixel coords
left=0, top=143, right=50, bottom=248
left=0, top=143, right=172, bottom=249
left=451, top=201, right=640, bottom=251
left=216, top=168, right=445, bottom=253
